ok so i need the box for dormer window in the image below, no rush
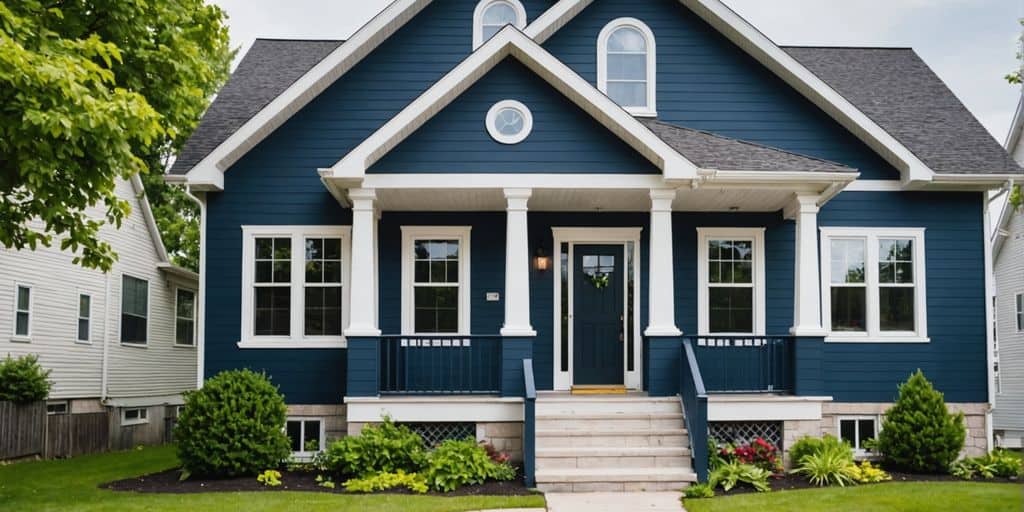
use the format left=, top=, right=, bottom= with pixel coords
left=473, top=0, right=526, bottom=49
left=598, top=18, right=657, bottom=116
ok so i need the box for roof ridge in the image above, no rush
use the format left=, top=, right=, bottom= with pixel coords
left=253, top=37, right=346, bottom=43
left=641, top=119, right=853, bottom=169
left=781, top=45, right=913, bottom=50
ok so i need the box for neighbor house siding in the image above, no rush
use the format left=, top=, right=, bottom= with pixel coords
left=542, top=0, right=901, bottom=180
left=994, top=210, right=1024, bottom=430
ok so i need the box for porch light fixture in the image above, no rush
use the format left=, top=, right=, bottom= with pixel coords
left=535, top=246, right=550, bottom=272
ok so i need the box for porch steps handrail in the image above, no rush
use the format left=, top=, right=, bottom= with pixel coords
left=679, top=339, right=709, bottom=482
left=523, top=358, right=536, bottom=488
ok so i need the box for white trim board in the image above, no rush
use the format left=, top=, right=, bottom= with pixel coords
left=345, top=396, right=525, bottom=422
left=706, top=395, right=832, bottom=422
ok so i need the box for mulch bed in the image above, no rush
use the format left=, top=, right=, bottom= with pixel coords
left=716, top=471, right=1020, bottom=496
left=102, top=467, right=539, bottom=497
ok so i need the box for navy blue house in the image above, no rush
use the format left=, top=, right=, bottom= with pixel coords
left=169, top=0, right=1021, bottom=490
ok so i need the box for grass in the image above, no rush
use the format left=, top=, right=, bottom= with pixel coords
left=684, top=481, right=1022, bottom=512
left=0, top=445, right=545, bottom=512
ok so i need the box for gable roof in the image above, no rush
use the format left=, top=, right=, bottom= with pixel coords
left=639, top=119, right=854, bottom=174
left=127, top=175, right=199, bottom=283
left=784, top=46, right=1022, bottom=177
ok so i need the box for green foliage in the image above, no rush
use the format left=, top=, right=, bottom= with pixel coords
left=0, top=354, right=51, bottom=403
left=877, top=370, right=966, bottom=473
left=1010, top=184, right=1022, bottom=212
left=708, top=438, right=727, bottom=471
left=788, top=435, right=852, bottom=467
left=174, top=369, right=291, bottom=478
left=344, top=470, right=429, bottom=494
left=684, top=482, right=716, bottom=499
left=792, top=441, right=857, bottom=487
left=950, top=450, right=1023, bottom=480
left=321, top=418, right=428, bottom=478
left=0, top=0, right=231, bottom=271
left=708, top=461, right=771, bottom=493
left=315, top=474, right=336, bottom=489
left=257, top=469, right=282, bottom=487
left=423, top=437, right=516, bottom=492
left=849, top=461, right=891, bottom=484
left=1008, top=19, right=1023, bottom=84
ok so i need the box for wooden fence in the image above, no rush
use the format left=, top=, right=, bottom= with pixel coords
left=1, top=401, right=110, bottom=460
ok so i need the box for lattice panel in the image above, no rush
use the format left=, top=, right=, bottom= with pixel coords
left=709, top=421, right=783, bottom=449
left=402, top=422, right=476, bottom=447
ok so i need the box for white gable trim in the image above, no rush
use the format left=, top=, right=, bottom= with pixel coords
left=321, top=27, right=699, bottom=185
left=129, top=174, right=170, bottom=264
left=182, top=0, right=432, bottom=190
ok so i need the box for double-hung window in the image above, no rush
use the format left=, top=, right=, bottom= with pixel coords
left=1017, top=293, right=1023, bottom=332
left=241, top=226, right=351, bottom=348
left=401, top=227, right=471, bottom=334
left=12, top=284, right=31, bottom=340
left=121, top=275, right=149, bottom=345
left=697, top=228, right=766, bottom=335
left=77, top=294, right=92, bottom=343
left=175, top=289, right=196, bottom=346
left=820, top=228, right=927, bottom=342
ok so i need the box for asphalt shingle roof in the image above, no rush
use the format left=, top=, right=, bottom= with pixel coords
left=783, top=46, right=1022, bottom=176
left=638, top=119, right=854, bottom=173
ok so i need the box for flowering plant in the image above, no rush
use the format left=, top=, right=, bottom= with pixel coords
left=719, top=437, right=783, bottom=474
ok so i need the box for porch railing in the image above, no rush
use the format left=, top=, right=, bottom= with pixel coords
left=687, top=336, right=795, bottom=393
left=522, top=358, right=536, bottom=488
left=679, top=339, right=709, bottom=482
left=379, top=335, right=502, bottom=395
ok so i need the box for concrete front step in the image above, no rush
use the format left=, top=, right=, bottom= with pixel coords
left=536, top=395, right=681, bottom=415
left=536, top=446, right=691, bottom=470
left=535, top=467, right=698, bottom=493
left=536, top=428, right=688, bottom=448
left=536, top=413, right=684, bottom=430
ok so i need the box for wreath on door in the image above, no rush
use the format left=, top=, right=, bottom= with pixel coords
left=587, top=272, right=611, bottom=289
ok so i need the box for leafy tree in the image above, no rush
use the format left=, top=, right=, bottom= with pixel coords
left=1010, top=184, right=1021, bottom=212
left=0, top=0, right=232, bottom=271
left=0, top=354, right=52, bottom=404
left=1008, top=19, right=1023, bottom=85
left=877, top=370, right=966, bottom=473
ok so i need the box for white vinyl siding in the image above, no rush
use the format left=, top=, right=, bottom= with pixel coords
left=993, top=210, right=1024, bottom=434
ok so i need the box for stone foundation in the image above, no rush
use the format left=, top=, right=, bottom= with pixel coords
left=287, top=404, right=347, bottom=442
left=476, top=422, right=524, bottom=463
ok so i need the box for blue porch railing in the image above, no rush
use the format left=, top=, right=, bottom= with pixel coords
left=687, top=336, right=795, bottom=393
left=379, top=335, right=502, bottom=395
left=679, top=339, right=709, bottom=482
left=522, top=358, right=536, bottom=488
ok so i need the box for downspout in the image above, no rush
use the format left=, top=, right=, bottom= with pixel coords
left=181, top=184, right=207, bottom=389
left=100, top=271, right=112, bottom=401
left=982, top=192, right=996, bottom=451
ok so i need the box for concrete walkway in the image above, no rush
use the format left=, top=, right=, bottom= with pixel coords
left=545, top=492, right=685, bottom=512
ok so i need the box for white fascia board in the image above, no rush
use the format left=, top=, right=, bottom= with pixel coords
left=180, top=0, right=431, bottom=190
left=524, top=0, right=595, bottom=43
left=324, top=27, right=699, bottom=182
left=679, top=0, right=934, bottom=185
left=129, top=173, right=171, bottom=264
left=361, top=173, right=667, bottom=190
left=1004, top=96, right=1024, bottom=151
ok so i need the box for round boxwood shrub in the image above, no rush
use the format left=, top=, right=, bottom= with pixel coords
left=174, top=369, right=291, bottom=478
left=877, top=370, right=965, bottom=473
left=0, top=354, right=51, bottom=404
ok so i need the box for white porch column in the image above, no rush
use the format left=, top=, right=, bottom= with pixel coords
left=345, top=188, right=381, bottom=337
left=500, top=188, right=536, bottom=337
left=787, top=194, right=826, bottom=336
left=645, top=189, right=682, bottom=336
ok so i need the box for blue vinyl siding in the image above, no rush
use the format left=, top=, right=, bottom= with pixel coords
left=542, top=0, right=901, bottom=180
left=818, top=192, right=987, bottom=403
left=371, top=59, right=657, bottom=174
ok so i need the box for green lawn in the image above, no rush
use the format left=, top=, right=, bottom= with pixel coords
left=0, top=445, right=545, bottom=512
left=684, top=481, right=1022, bottom=512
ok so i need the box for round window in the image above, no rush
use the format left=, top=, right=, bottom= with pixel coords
left=486, top=100, right=533, bottom=144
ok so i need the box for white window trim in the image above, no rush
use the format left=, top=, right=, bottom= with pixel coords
left=597, top=17, right=657, bottom=117
left=121, top=407, right=149, bottom=426
left=286, top=417, right=326, bottom=460
left=697, top=228, right=766, bottom=336
left=119, top=274, right=151, bottom=346
left=486, top=100, right=533, bottom=145
left=837, top=415, right=880, bottom=458
left=174, top=287, right=197, bottom=348
left=1016, top=293, right=1023, bottom=332
left=239, top=225, right=352, bottom=349
left=472, top=0, right=527, bottom=50
left=11, top=283, right=32, bottom=342
left=820, top=227, right=928, bottom=343
left=76, top=291, right=92, bottom=344
left=400, top=226, right=472, bottom=335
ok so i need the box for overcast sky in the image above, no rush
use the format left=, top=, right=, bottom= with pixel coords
left=213, top=0, right=1023, bottom=142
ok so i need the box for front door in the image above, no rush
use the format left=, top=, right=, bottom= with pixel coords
left=573, top=245, right=624, bottom=385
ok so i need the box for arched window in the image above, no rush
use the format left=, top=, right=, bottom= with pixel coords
left=473, top=0, right=526, bottom=49
left=598, top=18, right=656, bottom=116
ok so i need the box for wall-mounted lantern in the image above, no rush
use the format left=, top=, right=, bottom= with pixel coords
left=534, top=246, right=550, bottom=272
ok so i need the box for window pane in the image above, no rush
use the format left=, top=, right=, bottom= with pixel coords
left=254, top=287, right=290, bottom=336
left=176, top=319, right=195, bottom=345
left=255, top=261, right=272, bottom=283
left=709, top=288, right=753, bottom=333
left=122, top=276, right=148, bottom=317
left=16, top=286, right=30, bottom=310
left=79, top=295, right=91, bottom=318
left=15, top=312, right=29, bottom=336
left=1018, top=294, right=1023, bottom=331
left=482, top=2, right=516, bottom=25
left=273, top=262, right=291, bottom=283
left=176, top=290, right=195, bottom=320
left=880, top=287, right=914, bottom=331
left=305, top=238, right=323, bottom=261
left=304, top=420, right=321, bottom=451
left=830, top=239, right=865, bottom=284
left=560, top=243, right=569, bottom=372
left=607, top=82, right=646, bottom=108
left=840, top=420, right=856, bottom=447
left=305, top=287, right=341, bottom=336
left=879, top=239, right=913, bottom=284
left=286, top=421, right=302, bottom=452
left=78, top=318, right=90, bottom=341
left=607, top=53, right=646, bottom=81
left=414, top=287, right=459, bottom=333
left=608, top=27, right=646, bottom=52
left=831, top=287, right=866, bottom=331
left=733, top=262, right=752, bottom=283
left=274, top=238, right=291, bottom=259
left=121, top=314, right=147, bottom=343
left=256, top=238, right=273, bottom=259
left=858, top=419, right=876, bottom=443
left=305, top=261, right=323, bottom=283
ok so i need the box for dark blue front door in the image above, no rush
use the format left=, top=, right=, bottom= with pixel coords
left=573, top=245, right=624, bottom=385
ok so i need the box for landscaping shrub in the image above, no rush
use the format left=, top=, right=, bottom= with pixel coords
left=423, top=437, right=516, bottom=492
left=321, top=418, right=427, bottom=478
left=344, top=470, right=429, bottom=494
left=708, top=461, right=771, bottom=492
left=788, top=434, right=852, bottom=467
left=849, top=461, right=891, bottom=483
left=793, top=443, right=857, bottom=487
left=877, top=370, right=966, bottom=473
left=717, top=437, right=782, bottom=473
left=707, top=437, right=727, bottom=471
left=174, top=369, right=291, bottom=478
left=683, top=482, right=715, bottom=499
left=257, top=469, right=282, bottom=487
left=0, top=354, right=51, bottom=404
left=949, top=450, right=1022, bottom=480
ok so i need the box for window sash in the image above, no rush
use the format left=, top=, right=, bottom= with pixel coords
left=698, top=230, right=764, bottom=336
left=402, top=227, right=470, bottom=335
left=121, top=276, right=148, bottom=344
left=176, top=289, right=196, bottom=346
left=1017, top=294, right=1023, bottom=332
left=14, top=285, right=31, bottom=337
left=839, top=417, right=878, bottom=453
left=78, top=294, right=91, bottom=342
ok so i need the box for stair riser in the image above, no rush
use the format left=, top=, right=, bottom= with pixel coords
left=537, top=434, right=688, bottom=448
left=536, top=481, right=690, bottom=493
left=537, top=402, right=680, bottom=415
left=536, top=418, right=683, bottom=430
left=536, top=455, right=692, bottom=470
